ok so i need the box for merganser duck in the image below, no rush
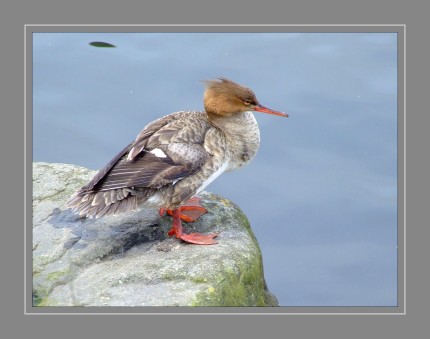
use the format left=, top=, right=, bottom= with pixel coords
left=67, top=78, right=288, bottom=245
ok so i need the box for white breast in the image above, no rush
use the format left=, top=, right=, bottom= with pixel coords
left=196, top=162, right=229, bottom=194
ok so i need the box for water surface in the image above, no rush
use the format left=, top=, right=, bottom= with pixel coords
left=33, top=32, right=398, bottom=306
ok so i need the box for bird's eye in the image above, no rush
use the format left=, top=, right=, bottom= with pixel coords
left=243, top=100, right=251, bottom=105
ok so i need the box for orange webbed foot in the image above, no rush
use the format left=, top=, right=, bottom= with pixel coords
left=177, top=232, right=219, bottom=245
left=164, top=198, right=218, bottom=245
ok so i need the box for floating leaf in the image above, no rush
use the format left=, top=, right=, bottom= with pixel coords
left=89, top=41, right=116, bottom=48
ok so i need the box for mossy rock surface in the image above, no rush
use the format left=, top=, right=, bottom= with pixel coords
left=32, top=162, right=278, bottom=307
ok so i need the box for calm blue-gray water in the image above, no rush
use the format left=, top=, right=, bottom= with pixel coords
left=33, top=32, right=398, bottom=306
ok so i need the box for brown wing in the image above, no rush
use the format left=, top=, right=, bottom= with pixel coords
left=95, top=144, right=208, bottom=191
left=78, top=142, right=133, bottom=192
left=67, top=111, right=214, bottom=218
left=76, top=111, right=211, bottom=194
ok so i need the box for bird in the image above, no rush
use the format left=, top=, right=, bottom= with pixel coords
left=66, top=78, right=288, bottom=245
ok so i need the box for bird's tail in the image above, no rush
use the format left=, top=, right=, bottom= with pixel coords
left=66, top=188, right=139, bottom=218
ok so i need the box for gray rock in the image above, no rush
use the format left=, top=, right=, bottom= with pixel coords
left=32, top=162, right=278, bottom=307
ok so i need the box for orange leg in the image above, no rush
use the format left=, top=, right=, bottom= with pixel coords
left=167, top=208, right=218, bottom=245
left=160, top=197, right=218, bottom=245
left=159, top=197, right=207, bottom=222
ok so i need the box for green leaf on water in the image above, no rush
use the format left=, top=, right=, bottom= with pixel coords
left=89, top=41, right=116, bottom=48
